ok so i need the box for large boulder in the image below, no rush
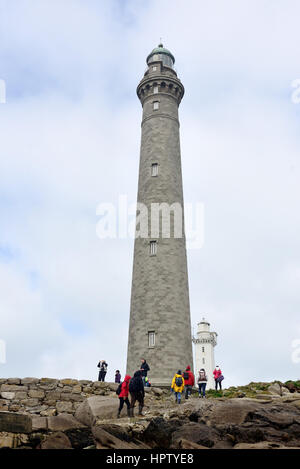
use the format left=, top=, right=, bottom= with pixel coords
left=152, top=388, right=163, bottom=397
left=268, top=383, right=282, bottom=396
left=97, top=424, right=131, bottom=442
left=143, top=417, right=184, bottom=447
left=205, top=399, right=265, bottom=425
left=244, top=409, right=296, bottom=429
left=92, top=426, right=150, bottom=449
left=75, top=396, right=119, bottom=426
left=171, top=422, right=220, bottom=449
left=234, top=441, right=298, bottom=449
left=40, top=432, right=72, bottom=449
left=65, top=428, right=96, bottom=450
left=47, top=413, right=86, bottom=432
left=171, top=438, right=209, bottom=449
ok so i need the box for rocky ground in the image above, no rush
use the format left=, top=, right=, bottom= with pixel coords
left=0, top=379, right=299, bottom=449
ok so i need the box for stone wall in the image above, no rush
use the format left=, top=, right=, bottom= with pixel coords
left=0, top=378, right=118, bottom=417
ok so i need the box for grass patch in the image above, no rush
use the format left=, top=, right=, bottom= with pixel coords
left=206, top=390, right=223, bottom=398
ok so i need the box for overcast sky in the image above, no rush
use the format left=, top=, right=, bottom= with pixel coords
left=0, top=0, right=299, bottom=387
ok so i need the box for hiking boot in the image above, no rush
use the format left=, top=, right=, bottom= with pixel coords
left=138, top=405, right=144, bottom=416
left=127, top=408, right=131, bottom=417
left=117, top=411, right=121, bottom=419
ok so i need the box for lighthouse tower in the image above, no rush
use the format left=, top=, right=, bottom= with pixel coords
left=193, top=318, right=218, bottom=390
left=126, top=44, right=193, bottom=385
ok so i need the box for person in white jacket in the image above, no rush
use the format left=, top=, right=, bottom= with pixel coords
left=197, top=368, right=207, bottom=398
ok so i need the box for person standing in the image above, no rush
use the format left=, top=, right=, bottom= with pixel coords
left=129, top=370, right=145, bottom=417
left=140, top=358, right=150, bottom=384
left=171, top=370, right=185, bottom=404
left=117, top=374, right=131, bottom=418
left=183, top=365, right=195, bottom=399
left=213, top=365, right=223, bottom=391
left=198, top=368, right=208, bottom=398
left=97, top=360, right=108, bottom=382
left=115, top=370, right=121, bottom=384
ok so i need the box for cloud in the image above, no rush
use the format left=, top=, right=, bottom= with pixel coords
left=0, top=0, right=300, bottom=385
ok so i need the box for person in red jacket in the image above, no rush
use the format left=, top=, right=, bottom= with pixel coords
left=213, top=366, right=223, bottom=391
left=117, top=374, right=131, bottom=418
left=183, top=365, right=195, bottom=399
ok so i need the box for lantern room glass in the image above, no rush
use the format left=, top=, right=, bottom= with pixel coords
left=148, top=53, right=174, bottom=68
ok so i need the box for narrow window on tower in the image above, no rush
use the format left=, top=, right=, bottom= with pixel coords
left=150, top=241, right=157, bottom=256
left=148, top=331, right=155, bottom=347
left=151, top=163, right=158, bottom=177
left=202, top=358, right=205, bottom=364
left=202, top=346, right=205, bottom=353
left=153, top=101, right=159, bottom=110
left=152, top=66, right=157, bottom=72
left=153, top=85, right=158, bottom=94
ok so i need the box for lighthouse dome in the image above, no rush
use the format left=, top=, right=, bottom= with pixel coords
left=147, top=43, right=175, bottom=68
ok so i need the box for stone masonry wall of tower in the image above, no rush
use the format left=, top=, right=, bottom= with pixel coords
left=126, top=46, right=194, bottom=386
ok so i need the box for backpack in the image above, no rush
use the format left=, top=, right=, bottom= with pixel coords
left=116, top=382, right=122, bottom=395
left=183, top=372, right=189, bottom=380
left=129, top=376, right=143, bottom=393
left=175, top=376, right=183, bottom=387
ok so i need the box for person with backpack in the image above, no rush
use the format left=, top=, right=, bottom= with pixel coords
left=116, top=374, right=131, bottom=418
left=97, top=360, right=108, bottom=382
left=183, top=365, right=195, bottom=400
left=197, top=368, right=208, bottom=398
left=129, top=370, right=145, bottom=417
left=144, top=376, right=151, bottom=388
left=115, top=370, right=121, bottom=384
left=140, top=358, right=150, bottom=384
left=213, top=365, right=224, bottom=391
left=171, top=370, right=185, bottom=404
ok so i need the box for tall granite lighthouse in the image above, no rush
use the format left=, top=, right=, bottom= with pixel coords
left=126, top=44, right=193, bottom=385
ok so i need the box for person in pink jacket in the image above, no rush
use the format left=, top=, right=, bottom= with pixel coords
left=213, top=365, right=223, bottom=391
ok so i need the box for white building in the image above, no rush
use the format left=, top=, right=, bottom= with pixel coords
left=193, top=318, right=217, bottom=390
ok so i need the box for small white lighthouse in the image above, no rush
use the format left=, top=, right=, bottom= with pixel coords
left=193, top=318, right=217, bottom=390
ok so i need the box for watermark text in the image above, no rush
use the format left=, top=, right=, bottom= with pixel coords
left=0, top=79, right=6, bottom=104
left=96, top=195, right=204, bottom=250
left=0, top=340, right=6, bottom=364
left=291, top=79, right=300, bottom=104
left=291, top=338, right=300, bottom=364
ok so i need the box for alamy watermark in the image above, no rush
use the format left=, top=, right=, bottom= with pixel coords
left=291, top=338, right=300, bottom=364
left=0, top=339, right=6, bottom=364
left=96, top=195, right=204, bottom=250
left=291, top=79, right=300, bottom=104
left=0, top=79, right=6, bottom=104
